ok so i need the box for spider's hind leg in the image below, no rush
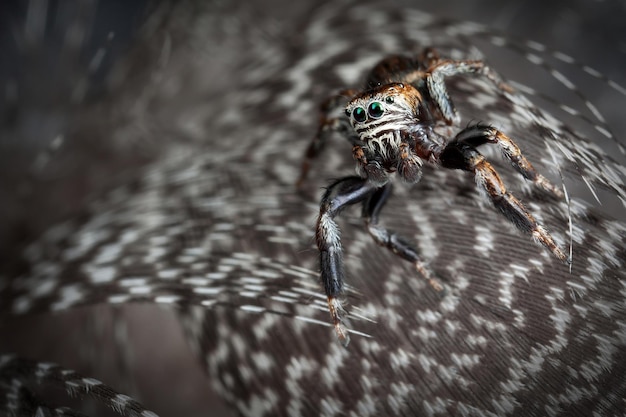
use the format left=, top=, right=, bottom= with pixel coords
left=362, top=183, right=444, bottom=292
left=440, top=141, right=569, bottom=263
left=426, top=59, right=513, bottom=125
left=297, top=89, right=358, bottom=187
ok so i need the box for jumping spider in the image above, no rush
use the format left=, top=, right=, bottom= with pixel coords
left=298, top=48, right=569, bottom=345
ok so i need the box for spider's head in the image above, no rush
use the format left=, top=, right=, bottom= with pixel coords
left=344, top=83, right=422, bottom=133
left=345, top=83, right=426, bottom=182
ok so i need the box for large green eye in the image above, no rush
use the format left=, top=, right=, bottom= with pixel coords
left=352, top=107, right=367, bottom=122
left=368, top=101, right=384, bottom=118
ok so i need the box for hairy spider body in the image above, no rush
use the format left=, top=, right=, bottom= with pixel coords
left=299, top=49, right=569, bottom=345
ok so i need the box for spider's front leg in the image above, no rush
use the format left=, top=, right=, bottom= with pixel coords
left=453, top=124, right=563, bottom=197
left=316, top=176, right=379, bottom=345
left=439, top=140, right=569, bottom=263
left=296, top=89, right=359, bottom=187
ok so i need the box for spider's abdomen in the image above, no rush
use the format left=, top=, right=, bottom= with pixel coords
left=365, top=55, right=426, bottom=89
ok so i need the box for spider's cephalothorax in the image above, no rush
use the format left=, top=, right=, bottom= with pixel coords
left=298, top=48, right=569, bottom=345
left=345, top=82, right=436, bottom=186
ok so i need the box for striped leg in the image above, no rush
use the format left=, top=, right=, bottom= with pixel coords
left=440, top=142, right=569, bottom=263
left=453, top=124, right=563, bottom=197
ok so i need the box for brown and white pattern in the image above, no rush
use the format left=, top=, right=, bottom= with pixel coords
left=0, top=0, right=625, bottom=416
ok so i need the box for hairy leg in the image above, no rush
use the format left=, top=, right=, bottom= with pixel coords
left=362, top=183, right=444, bottom=291
left=426, top=59, right=513, bottom=125
left=440, top=142, right=569, bottom=263
left=316, top=176, right=379, bottom=345
left=297, top=89, right=358, bottom=187
left=453, top=124, right=563, bottom=196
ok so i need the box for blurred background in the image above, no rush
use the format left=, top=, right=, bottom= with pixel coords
left=0, top=0, right=624, bottom=416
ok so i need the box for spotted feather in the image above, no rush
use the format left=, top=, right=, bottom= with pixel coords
left=1, top=0, right=625, bottom=416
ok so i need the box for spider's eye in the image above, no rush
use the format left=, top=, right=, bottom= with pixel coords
left=352, top=107, right=367, bottom=122
left=368, top=101, right=384, bottom=119
left=385, top=96, right=394, bottom=104
left=345, top=108, right=351, bottom=117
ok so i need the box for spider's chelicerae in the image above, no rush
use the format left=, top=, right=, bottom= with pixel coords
left=298, top=48, right=569, bottom=345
